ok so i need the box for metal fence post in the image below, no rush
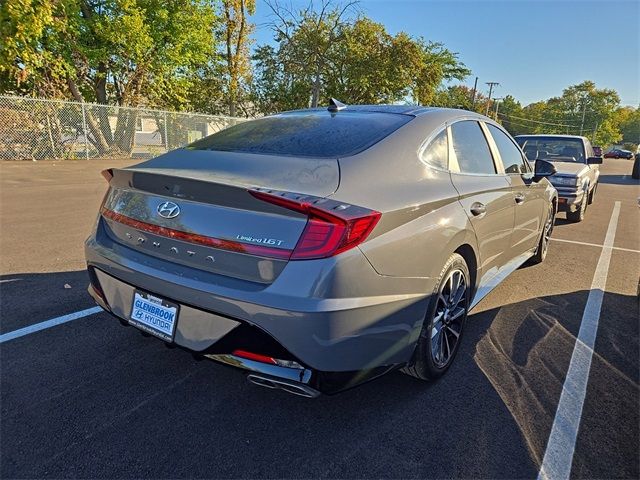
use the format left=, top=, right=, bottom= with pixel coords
left=81, top=102, right=89, bottom=160
left=163, top=111, right=169, bottom=151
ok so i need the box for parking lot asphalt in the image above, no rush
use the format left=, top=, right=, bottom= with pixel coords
left=1, top=157, right=638, bottom=478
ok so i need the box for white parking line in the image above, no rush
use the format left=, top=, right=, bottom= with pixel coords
left=0, top=306, right=103, bottom=344
left=538, top=201, right=621, bottom=480
left=551, top=237, right=640, bottom=254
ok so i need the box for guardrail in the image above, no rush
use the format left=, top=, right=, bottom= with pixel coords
left=0, top=95, right=246, bottom=160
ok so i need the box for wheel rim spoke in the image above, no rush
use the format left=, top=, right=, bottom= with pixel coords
left=451, top=283, right=466, bottom=308
left=431, top=312, right=444, bottom=339
left=444, top=330, right=451, bottom=359
left=449, top=306, right=465, bottom=322
left=446, top=325, right=460, bottom=339
left=430, top=268, right=468, bottom=368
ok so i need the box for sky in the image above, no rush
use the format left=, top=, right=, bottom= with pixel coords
left=249, top=0, right=640, bottom=107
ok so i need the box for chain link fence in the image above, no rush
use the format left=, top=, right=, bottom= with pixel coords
left=0, top=95, right=246, bottom=161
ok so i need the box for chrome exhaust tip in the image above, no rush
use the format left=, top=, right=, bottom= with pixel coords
left=247, top=374, right=320, bottom=398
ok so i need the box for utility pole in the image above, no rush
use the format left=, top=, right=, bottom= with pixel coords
left=485, top=82, right=499, bottom=116
left=470, top=77, right=478, bottom=110
left=493, top=97, right=503, bottom=121
left=579, top=96, right=588, bottom=135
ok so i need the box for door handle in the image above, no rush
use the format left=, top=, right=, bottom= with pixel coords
left=515, top=193, right=525, bottom=204
left=470, top=202, right=486, bottom=217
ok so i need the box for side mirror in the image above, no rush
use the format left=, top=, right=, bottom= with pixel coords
left=587, top=156, right=603, bottom=164
left=533, top=159, right=556, bottom=181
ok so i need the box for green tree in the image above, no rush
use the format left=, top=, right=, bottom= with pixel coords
left=494, top=95, right=526, bottom=135
left=432, top=85, right=483, bottom=111
left=252, top=6, right=469, bottom=112
left=406, top=38, right=470, bottom=105
left=221, top=0, right=255, bottom=116
left=0, top=0, right=78, bottom=97
left=616, top=106, right=640, bottom=147
left=541, top=81, right=621, bottom=145
left=0, top=0, right=221, bottom=154
left=262, top=0, right=358, bottom=109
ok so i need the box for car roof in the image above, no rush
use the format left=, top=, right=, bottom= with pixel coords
left=279, top=105, right=491, bottom=123
left=515, top=134, right=588, bottom=141
left=280, top=104, right=437, bottom=116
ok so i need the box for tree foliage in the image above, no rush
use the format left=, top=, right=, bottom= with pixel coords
left=491, top=81, right=628, bottom=147
left=252, top=1, right=469, bottom=113
left=1, top=0, right=220, bottom=154
left=2, top=1, right=635, bottom=151
left=221, top=0, right=255, bottom=116
left=616, top=106, right=640, bottom=146
left=1, top=0, right=220, bottom=107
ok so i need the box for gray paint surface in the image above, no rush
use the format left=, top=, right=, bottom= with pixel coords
left=85, top=106, right=556, bottom=381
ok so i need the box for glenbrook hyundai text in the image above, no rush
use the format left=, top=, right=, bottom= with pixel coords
left=85, top=101, right=558, bottom=397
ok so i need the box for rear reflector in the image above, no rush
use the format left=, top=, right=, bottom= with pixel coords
left=101, top=208, right=292, bottom=259
left=232, top=349, right=303, bottom=369
left=232, top=349, right=277, bottom=365
left=249, top=190, right=381, bottom=260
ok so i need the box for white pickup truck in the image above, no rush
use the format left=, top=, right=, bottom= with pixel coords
left=515, top=134, right=602, bottom=222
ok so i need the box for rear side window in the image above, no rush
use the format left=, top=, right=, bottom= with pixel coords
left=487, top=124, right=527, bottom=174
left=421, top=129, right=448, bottom=170
left=450, top=121, right=497, bottom=174
left=187, top=111, right=412, bottom=158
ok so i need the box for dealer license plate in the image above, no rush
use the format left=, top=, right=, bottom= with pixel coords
left=129, top=291, right=178, bottom=341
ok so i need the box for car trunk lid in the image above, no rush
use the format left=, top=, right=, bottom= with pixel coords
left=100, top=149, right=340, bottom=284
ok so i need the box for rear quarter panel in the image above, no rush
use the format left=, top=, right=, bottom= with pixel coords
left=333, top=113, right=479, bottom=281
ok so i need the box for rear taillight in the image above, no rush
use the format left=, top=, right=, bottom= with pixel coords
left=101, top=168, right=113, bottom=182
left=98, top=169, right=113, bottom=211
left=249, top=190, right=381, bottom=260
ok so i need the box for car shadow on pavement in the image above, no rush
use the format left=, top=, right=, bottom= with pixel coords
left=1, top=270, right=638, bottom=479
left=597, top=174, right=640, bottom=185
left=469, top=289, right=638, bottom=479
left=552, top=216, right=575, bottom=226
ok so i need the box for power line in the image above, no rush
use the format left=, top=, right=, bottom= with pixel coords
left=497, top=112, right=579, bottom=128
left=497, top=114, right=597, bottom=133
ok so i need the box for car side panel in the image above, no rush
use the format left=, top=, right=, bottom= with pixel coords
left=449, top=173, right=515, bottom=280
left=356, top=196, right=478, bottom=280
left=507, top=173, right=547, bottom=255
left=329, top=113, right=482, bottom=282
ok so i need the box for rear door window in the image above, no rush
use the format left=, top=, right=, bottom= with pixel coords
left=450, top=121, right=497, bottom=174
left=487, top=124, right=528, bottom=174
left=187, top=111, right=412, bottom=158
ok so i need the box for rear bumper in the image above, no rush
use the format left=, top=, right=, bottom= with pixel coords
left=85, top=223, right=431, bottom=392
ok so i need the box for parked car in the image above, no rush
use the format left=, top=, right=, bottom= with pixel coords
left=593, top=146, right=603, bottom=157
left=86, top=104, right=558, bottom=397
left=604, top=148, right=634, bottom=159
left=516, top=134, right=601, bottom=222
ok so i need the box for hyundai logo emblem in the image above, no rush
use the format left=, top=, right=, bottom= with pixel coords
left=157, top=201, right=181, bottom=219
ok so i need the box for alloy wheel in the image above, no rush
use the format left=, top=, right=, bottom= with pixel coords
left=541, top=207, right=554, bottom=256
left=430, top=269, right=467, bottom=368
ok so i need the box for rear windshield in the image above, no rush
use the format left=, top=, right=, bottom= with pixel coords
left=187, top=111, right=413, bottom=158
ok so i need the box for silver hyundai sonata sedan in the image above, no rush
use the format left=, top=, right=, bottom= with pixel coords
left=85, top=103, right=557, bottom=397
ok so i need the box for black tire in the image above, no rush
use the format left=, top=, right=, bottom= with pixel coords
left=566, top=187, right=588, bottom=222
left=588, top=183, right=597, bottom=205
left=402, top=253, right=470, bottom=381
left=530, top=203, right=554, bottom=265
left=632, top=155, right=640, bottom=180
